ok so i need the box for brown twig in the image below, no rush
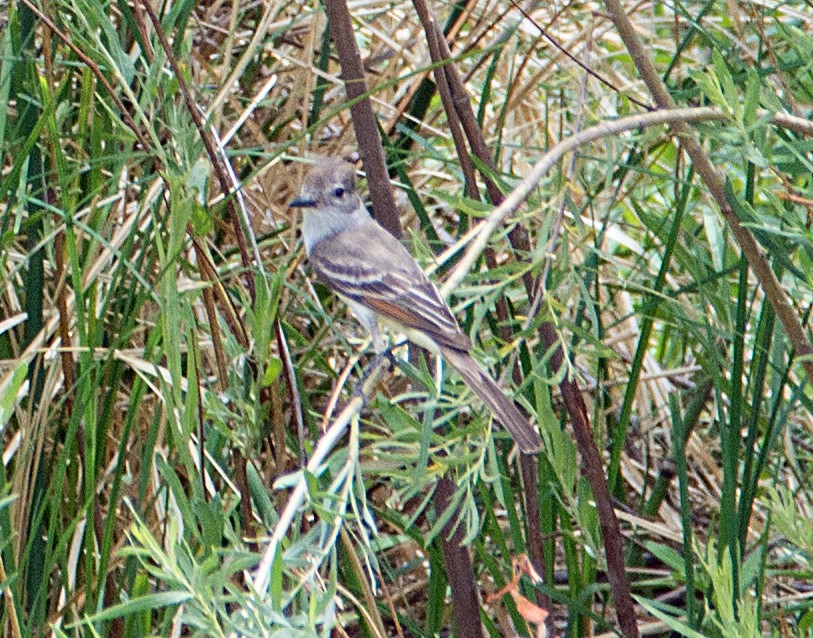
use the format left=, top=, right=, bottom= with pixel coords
left=323, top=0, right=401, bottom=238
left=410, top=2, right=552, bottom=633
left=601, top=0, right=813, bottom=386
left=435, top=477, right=485, bottom=638
left=412, top=6, right=640, bottom=633
left=415, top=0, right=478, bottom=196
left=138, top=0, right=255, bottom=299
left=543, top=325, right=642, bottom=638
left=275, top=317, right=306, bottom=468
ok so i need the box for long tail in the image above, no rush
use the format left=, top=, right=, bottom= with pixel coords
left=441, top=347, right=542, bottom=453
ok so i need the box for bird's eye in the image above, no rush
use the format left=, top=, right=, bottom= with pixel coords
left=333, top=187, right=345, bottom=198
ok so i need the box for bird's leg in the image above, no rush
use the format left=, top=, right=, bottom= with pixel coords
left=352, top=349, right=394, bottom=400
left=352, top=325, right=395, bottom=400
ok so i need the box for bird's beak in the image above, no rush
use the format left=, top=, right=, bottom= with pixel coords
left=289, top=195, right=317, bottom=208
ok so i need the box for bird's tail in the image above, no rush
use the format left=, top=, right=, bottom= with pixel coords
left=441, top=347, right=542, bottom=454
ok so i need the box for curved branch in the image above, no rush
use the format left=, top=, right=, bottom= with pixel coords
left=441, top=107, right=813, bottom=298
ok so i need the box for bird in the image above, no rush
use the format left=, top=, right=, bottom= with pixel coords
left=290, top=157, right=541, bottom=454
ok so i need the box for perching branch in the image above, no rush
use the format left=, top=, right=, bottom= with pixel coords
left=252, top=355, right=391, bottom=595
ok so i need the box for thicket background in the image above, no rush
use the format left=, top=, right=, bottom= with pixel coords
left=2, top=0, right=813, bottom=636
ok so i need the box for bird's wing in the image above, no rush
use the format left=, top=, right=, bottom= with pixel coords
left=310, top=220, right=471, bottom=351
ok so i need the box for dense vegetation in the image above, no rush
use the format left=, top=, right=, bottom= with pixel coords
left=2, top=0, right=813, bottom=636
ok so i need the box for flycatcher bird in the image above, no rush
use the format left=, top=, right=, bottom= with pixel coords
left=290, top=157, right=542, bottom=454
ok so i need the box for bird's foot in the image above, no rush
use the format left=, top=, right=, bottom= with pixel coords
left=352, top=349, right=396, bottom=401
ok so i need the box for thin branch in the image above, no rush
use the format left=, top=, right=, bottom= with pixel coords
left=323, top=0, right=401, bottom=238
left=441, top=106, right=813, bottom=298
left=507, top=0, right=652, bottom=109
left=601, top=0, right=813, bottom=386
left=252, top=356, right=391, bottom=594
left=436, top=477, right=485, bottom=638
left=414, top=0, right=479, bottom=196
left=18, top=0, right=153, bottom=158
left=139, top=0, right=256, bottom=299
left=410, top=5, right=542, bottom=632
